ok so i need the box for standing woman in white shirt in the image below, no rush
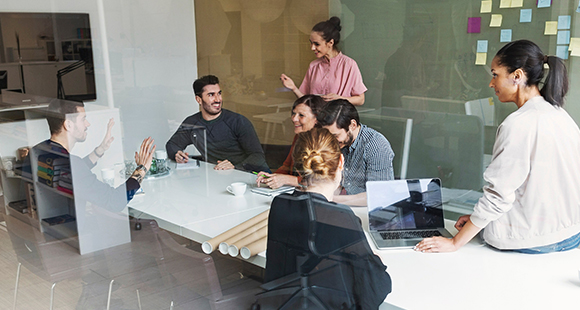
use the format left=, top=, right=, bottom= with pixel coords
left=415, top=39, right=580, bottom=253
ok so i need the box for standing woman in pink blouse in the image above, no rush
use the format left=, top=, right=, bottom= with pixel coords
left=280, top=17, right=367, bottom=106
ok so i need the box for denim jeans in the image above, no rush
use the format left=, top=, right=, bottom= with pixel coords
left=511, top=232, right=580, bottom=254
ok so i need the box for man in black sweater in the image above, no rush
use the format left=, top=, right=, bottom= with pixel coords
left=166, top=75, right=269, bottom=172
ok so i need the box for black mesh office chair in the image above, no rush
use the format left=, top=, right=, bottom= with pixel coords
left=256, top=192, right=391, bottom=310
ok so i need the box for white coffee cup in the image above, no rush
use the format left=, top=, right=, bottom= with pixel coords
left=155, top=150, right=168, bottom=160
left=101, top=168, right=115, bottom=187
left=227, top=182, right=247, bottom=196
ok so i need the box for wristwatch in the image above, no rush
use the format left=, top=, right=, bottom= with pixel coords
left=135, top=164, right=148, bottom=174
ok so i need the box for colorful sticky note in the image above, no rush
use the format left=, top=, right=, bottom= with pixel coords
left=468, top=17, right=482, bottom=33
left=537, top=0, right=551, bottom=8
left=476, top=53, right=487, bottom=65
left=558, top=16, right=571, bottom=30
left=511, top=0, right=524, bottom=7
left=545, top=21, right=558, bottom=35
left=520, top=9, right=532, bottom=23
left=556, top=46, right=569, bottom=60
left=477, top=40, right=489, bottom=53
left=569, top=38, right=580, bottom=51
left=557, top=31, right=571, bottom=45
left=500, top=0, right=511, bottom=8
left=490, top=15, right=503, bottom=27
left=500, top=29, right=513, bottom=42
left=572, top=48, right=580, bottom=57
left=481, top=0, right=492, bottom=13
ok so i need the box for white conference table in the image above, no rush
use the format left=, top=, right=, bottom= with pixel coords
left=127, top=161, right=273, bottom=266
left=129, top=162, right=580, bottom=310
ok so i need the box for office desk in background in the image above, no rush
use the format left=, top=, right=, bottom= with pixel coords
left=128, top=163, right=580, bottom=310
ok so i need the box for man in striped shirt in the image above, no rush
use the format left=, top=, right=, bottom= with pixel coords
left=317, top=99, right=394, bottom=204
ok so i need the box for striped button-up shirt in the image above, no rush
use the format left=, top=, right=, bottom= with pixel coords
left=342, top=125, right=394, bottom=195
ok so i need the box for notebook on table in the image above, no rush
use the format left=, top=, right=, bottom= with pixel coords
left=366, top=178, right=452, bottom=249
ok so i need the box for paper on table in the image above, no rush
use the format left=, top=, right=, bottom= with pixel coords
left=175, top=159, right=200, bottom=170
left=228, top=225, right=268, bottom=257
left=240, top=236, right=268, bottom=259
left=219, top=219, right=268, bottom=254
left=545, top=21, right=558, bottom=35
left=480, top=0, right=492, bottom=13
left=201, top=210, right=269, bottom=254
left=490, top=15, right=503, bottom=27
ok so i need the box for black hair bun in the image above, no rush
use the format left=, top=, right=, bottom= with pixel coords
left=328, top=16, right=342, bottom=32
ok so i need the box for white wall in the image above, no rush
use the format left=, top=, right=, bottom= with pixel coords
left=2, top=0, right=199, bottom=159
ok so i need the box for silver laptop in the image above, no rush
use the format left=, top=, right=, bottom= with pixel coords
left=366, top=178, right=452, bottom=249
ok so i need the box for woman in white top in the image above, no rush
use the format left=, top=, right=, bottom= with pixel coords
left=415, top=40, right=580, bottom=253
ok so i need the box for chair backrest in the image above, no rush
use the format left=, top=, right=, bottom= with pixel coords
left=149, top=220, right=224, bottom=305
left=308, top=196, right=366, bottom=256
left=265, top=193, right=366, bottom=281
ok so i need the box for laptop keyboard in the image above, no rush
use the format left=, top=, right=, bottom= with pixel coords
left=380, top=230, right=442, bottom=240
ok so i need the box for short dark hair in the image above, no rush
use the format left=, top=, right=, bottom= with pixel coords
left=292, top=95, right=326, bottom=117
left=312, top=16, right=341, bottom=50
left=193, top=75, right=219, bottom=97
left=46, top=99, right=84, bottom=135
left=316, top=99, right=359, bottom=131
left=495, top=40, right=568, bottom=107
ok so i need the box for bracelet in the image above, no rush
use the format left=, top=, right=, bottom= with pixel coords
left=135, top=164, right=148, bottom=174
left=94, top=147, right=104, bottom=158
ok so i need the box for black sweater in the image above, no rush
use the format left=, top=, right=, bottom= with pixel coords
left=165, top=109, right=269, bottom=172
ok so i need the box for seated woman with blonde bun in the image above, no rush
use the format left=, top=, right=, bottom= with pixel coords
left=255, top=95, right=326, bottom=189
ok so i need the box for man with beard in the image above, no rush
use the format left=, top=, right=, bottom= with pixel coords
left=317, top=99, right=394, bottom=203
left=166, top=75, right=269, bottom=172
left=32, top=99, right=155, bottom=208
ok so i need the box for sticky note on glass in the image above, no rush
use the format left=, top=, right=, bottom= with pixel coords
left=490, top=15, right=503, bottom=27
left=556, top=46, right=569, bottom=60
left=557, top=31, right=571, bottom=45
left=500, top=29, right=512, bottom=42
left=481, top=0, right=492, bottom=13
left=569, top=38, right=580, bottom=51
left=537, top=0, right=551, bottom=8
left=476, top=53, right=487, bottom=65
left=468, top=17, right=482, bottom=33
left=511, top=0, right=523, bottom=7
left=500, top=0, right=511, bottom=8
left=520, top=9, right=532, bottom=23
left=545, top=21, right=558, bottom=35
left=477, top=40, right=489, bottom=53
left=572, top=48, right=580, bottom=57
left=558, top=16, right=571, bottom=30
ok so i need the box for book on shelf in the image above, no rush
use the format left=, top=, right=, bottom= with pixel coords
left=42, top=214, right=75, bottom=226
left=57, top=186, right=73, bottom=195
left=8, top=200, right=28, bottom=214
left=38, top=154, right=69, bottom=166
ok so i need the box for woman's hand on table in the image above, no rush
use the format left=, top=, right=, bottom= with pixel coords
left=414, top=236, right=458, bottom=253
left=256, top=172, right=297, bottom=189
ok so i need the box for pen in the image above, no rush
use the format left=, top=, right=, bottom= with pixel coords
left=252, top=171, right=270, bottom=178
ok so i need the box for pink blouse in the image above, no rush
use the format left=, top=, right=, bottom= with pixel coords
left=298, top=52, right=367, bottom=97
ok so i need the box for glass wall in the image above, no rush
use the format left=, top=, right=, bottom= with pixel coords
left=193, top=0, right=580, bottom=198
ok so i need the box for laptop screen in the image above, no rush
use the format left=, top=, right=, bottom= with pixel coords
left=367, top=178, right=444, bottom=231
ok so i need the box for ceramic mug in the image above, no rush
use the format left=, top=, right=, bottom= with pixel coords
left=227, top=182, right=247, bottom=196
